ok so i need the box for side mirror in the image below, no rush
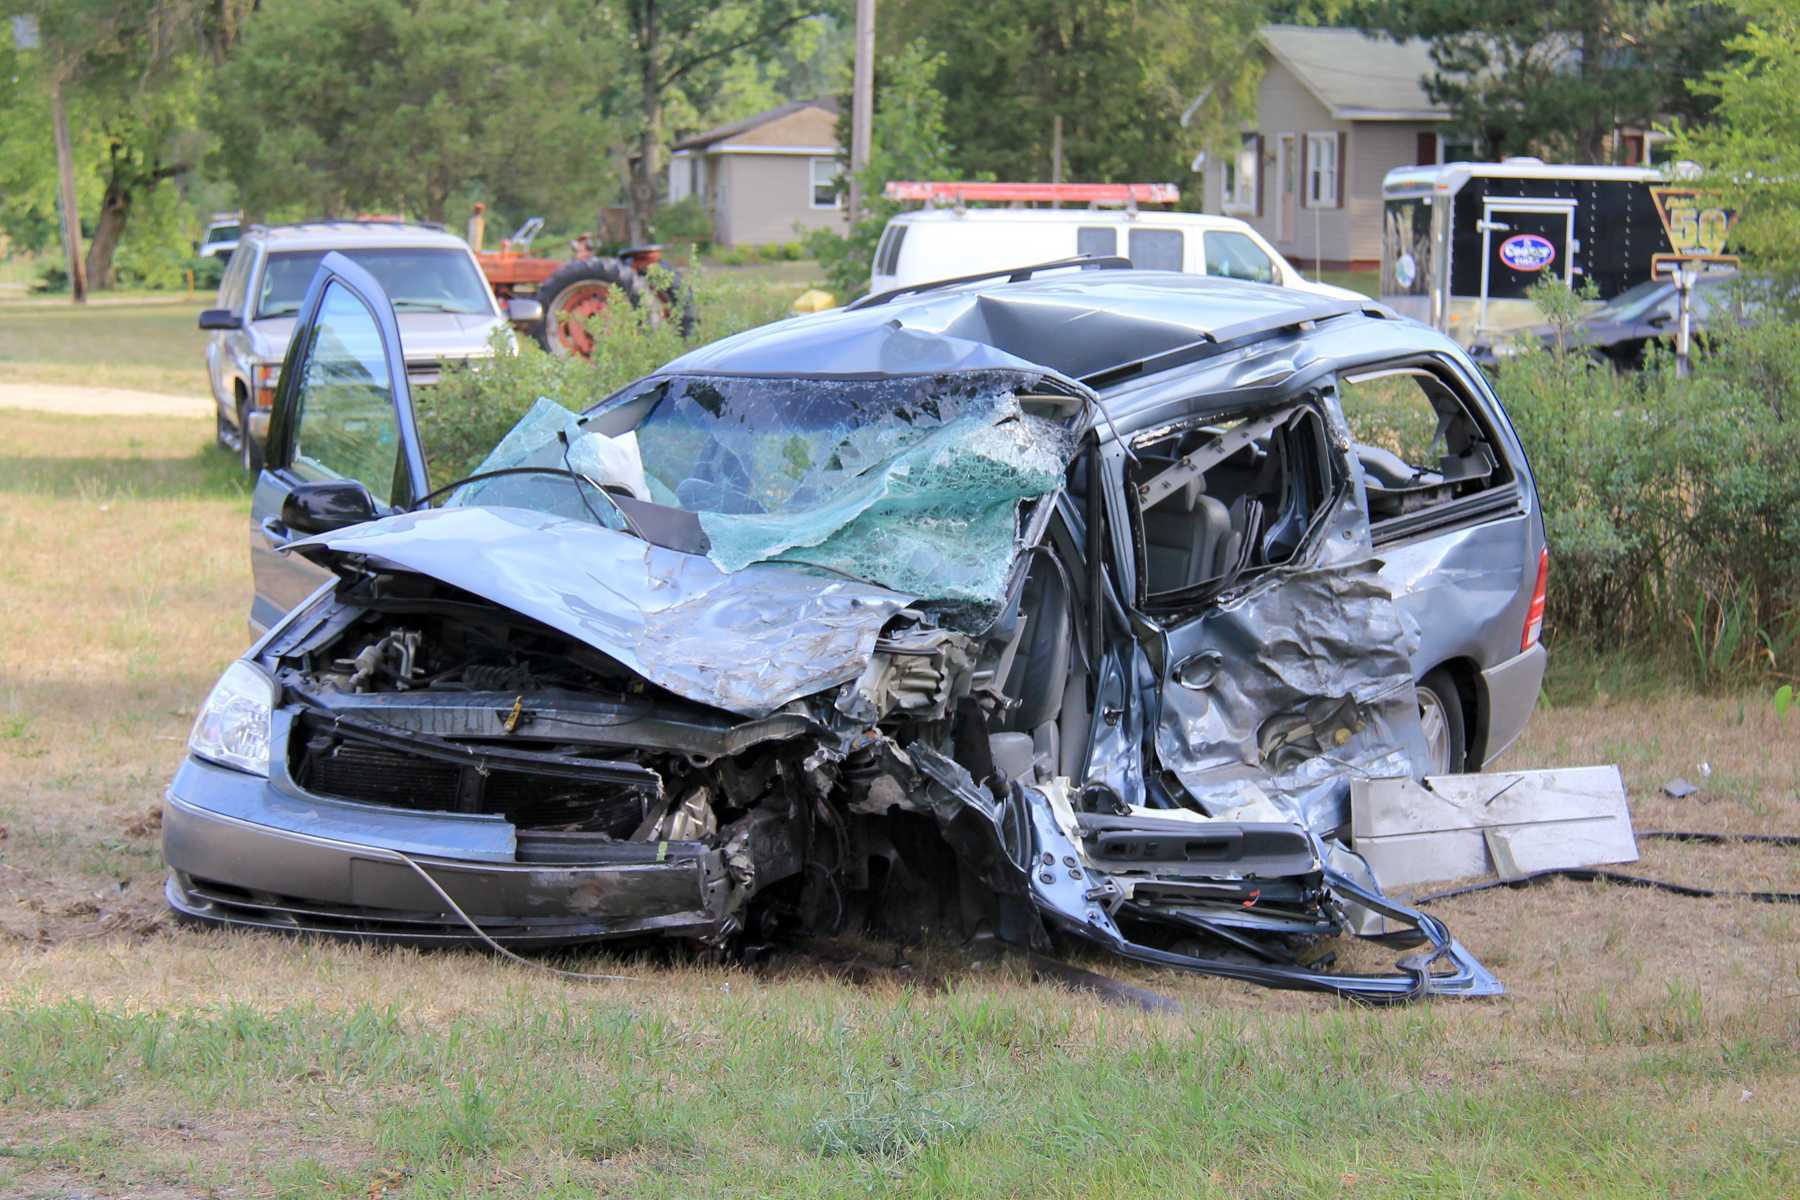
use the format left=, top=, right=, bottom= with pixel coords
left=198, top=308, right=242, bottom=331
left=281, top=479, right=377, bottom=535
left=506, top=297, right=544, bottom=324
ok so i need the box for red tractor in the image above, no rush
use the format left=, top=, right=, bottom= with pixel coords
left=470, top=205, right=696, bottom=358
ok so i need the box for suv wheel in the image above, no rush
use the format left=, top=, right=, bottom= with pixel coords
left=238, top=398, right=263, bottom=476
left=215, top=403, right=233, bottom=450
left=1416, top=668, right=1467, bottom=775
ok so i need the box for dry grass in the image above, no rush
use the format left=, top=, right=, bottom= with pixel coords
left=0, top=408, right=1797, bottom=1197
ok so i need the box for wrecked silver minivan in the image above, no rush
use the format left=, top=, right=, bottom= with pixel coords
left=165, top=254, right=1549, bottom=1000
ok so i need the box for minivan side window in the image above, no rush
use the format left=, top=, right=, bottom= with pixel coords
left=1336, top=366, right=1511, bottom=532
left=1077, top=226, right=1117, bottom=258
left=1204, top=231, right=1275, bottom=283
left=1127, top=228, right=1184, bottom=272
left=287, top=282, right=402, bottom=505
left=875, top=224, right=908, bottom=276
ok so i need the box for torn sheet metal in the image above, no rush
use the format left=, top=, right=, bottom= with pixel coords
left=1352, top=766, right=1637, bottom=889
left=1153, top=556, right=1430, bottom=837
left=287, top=506, right=911, bottom=718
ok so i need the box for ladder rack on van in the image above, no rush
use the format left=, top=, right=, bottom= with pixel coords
left=884, top=181, right=1180, bottom=211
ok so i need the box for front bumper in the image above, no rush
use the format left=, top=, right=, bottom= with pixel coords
left=162, top=756, right=730, bottom=946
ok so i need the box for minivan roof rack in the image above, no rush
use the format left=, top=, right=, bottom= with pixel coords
left=847, top=254, right=1133, bottom=311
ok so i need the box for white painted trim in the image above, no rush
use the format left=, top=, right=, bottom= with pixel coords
left=1332, top=107, right=1450, bottom=122
left=710, top=143, right=841, bottom=156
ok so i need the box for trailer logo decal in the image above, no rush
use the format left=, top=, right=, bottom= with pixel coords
left=1498, top=233, right=1556, bottom=273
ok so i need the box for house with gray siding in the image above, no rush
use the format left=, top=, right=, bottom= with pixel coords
left=1201, top=26, right=1463, bottom=272
left=667, top=99, right=848, bottom=247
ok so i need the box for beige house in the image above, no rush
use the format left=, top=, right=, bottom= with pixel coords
left=1201, top=26, right=1465, bottom=272
left=668, top=99, right=848, bottom=247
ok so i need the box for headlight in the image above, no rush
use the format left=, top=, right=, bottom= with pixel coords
left=188, top=660, right=277, bottom=776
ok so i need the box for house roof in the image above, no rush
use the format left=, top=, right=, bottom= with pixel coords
left=672, top=98, right=840, bottom=152
left=1258, top=25, right=1449, bottom=122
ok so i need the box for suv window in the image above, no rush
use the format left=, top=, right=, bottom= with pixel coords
left=1077, top=226, right=1117, bottom=258
left=1336, top=366, right=1509, bottom=529
left=287, top=282, right=402, bottom=505
left=1128, top=228, right=1184, bottom=272
left=1203, top=231, right=1275, bottom=283
left=217, top=246, right=252, bottom=312
left=1128, top=401, right=1333, bottom=611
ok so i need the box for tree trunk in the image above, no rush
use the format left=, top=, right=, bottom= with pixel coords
left=628, top=0, right=661, bottom=244
left=85, top=157, right=133, bottom=292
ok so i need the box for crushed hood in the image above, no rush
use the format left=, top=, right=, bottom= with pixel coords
left=286, top=506, right=912, bottom=718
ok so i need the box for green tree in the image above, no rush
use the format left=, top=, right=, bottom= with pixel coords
left=0, top=0, right=250, bottom=288
left=805, top=39, right=953, bottom=300
left=880, top=0, right=1262, bottom=190
left=1357, top=1, right=1743, bottom=161
left=607, top=1, right=841, bottom=241
left=1667, top=0, right=1800, bottom=291
left=209, top=0, right=607, bottom=226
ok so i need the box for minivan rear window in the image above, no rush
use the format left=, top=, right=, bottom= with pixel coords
left=1128, top=228, right=1183, bottom=272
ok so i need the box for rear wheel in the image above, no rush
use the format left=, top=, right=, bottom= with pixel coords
left=1416, top=668, right=1467, bottom=776
left=533, top=257, right=644, bottom=357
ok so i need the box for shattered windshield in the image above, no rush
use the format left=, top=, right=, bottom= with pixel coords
left=445, top=370, right=1078, bottom=609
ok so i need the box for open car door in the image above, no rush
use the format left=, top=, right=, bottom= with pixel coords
left=247, top=252, right=429, bottom=634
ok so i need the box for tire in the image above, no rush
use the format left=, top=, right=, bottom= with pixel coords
left=1416, top=667, right=1467, bottom=776
left=533, top=257, right=645, bottom=358
left=238, top=397, right=264, bottom=476
left=647, top=265, right=698, bottom=339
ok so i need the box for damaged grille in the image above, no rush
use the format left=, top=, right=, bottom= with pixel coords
left=291, top=715, right=650, bottom=836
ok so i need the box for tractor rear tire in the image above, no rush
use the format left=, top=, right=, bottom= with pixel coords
left=534, top=257, right=644, bottom=358
left=647, top=266, right=699, bottom=339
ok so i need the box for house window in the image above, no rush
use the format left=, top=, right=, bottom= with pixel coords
left=1305, top=132, right=1338, bottom=207
left=810, top=158, right=842, bottom=210
left=1222, top=133, right=1259, bottom=213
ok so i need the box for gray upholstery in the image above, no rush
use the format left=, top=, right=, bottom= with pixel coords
left=1140, top=481, right=1243, bottom=595
left=998, top=562, right=1072, bottom=732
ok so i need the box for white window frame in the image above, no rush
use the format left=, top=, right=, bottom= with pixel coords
left=1305, top=131, right=1338, bottom=208
left=809, top=157, right=843, bottom=210
left=1222, top=133, right=1259, bottom=214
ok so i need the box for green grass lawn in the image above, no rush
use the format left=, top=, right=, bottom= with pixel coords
left=0, top=295, right=211, bottom=396
left=0, top=407, right=1795, bottom=1198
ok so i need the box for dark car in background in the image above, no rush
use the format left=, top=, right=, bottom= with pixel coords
left=164, top=256, right=1549, bottom=1000
left=1472, top=270, right=1748, bottom=369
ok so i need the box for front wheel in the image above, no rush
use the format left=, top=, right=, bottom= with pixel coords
left=1416, top=668, right=1467, bottom=776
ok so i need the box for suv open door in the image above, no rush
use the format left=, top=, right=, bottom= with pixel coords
left=246, top=252, right=430, bottom=634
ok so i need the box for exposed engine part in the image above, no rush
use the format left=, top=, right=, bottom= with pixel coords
left=343, top=628, right=422, bottom=692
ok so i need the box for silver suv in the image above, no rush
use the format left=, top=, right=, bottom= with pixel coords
left=199, top=221, right=535, bottom=472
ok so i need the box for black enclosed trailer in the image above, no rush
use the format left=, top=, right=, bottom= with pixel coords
left=1381, top=160, right=1677, bottom=343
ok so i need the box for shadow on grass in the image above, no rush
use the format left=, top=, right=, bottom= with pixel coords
left=0, top=445, right=252, bottom=502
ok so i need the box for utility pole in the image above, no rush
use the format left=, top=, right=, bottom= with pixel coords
left=1051, top=115, right=1064, bottom=187
left=847, top=0, right=875, bottom=224
left=48, top=75, right=86, bottom=304
left=14, top=14, right=84, bottom=303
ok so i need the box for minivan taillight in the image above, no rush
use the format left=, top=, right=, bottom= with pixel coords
left=1522, top=546, right=1549, bottom=651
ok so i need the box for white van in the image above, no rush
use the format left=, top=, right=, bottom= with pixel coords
left=868, top=208, right=1363, bottom=301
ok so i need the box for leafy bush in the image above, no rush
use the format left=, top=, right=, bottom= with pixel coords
left=1494, top=310, right=1800, bottom=683
left=416, top=263, right=804, bottom=484
left=707, top=240, right=806, bottom=267
left=650, top=195, right=713, bottom=249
